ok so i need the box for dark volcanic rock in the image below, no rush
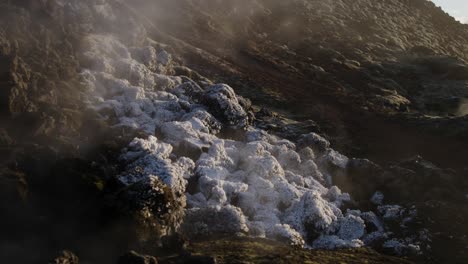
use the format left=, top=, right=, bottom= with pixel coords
left=384, top=156, right=462, bottom=201
left=346, top=155, right=464, bottom=204
left=117, top=251, right=158, bottom=264
left=0, top=128, right=13, bottom=146
left=177, top=255, right=217, bottom=264
left=0, top=2, right=174, bottom=262
left=0, top=167, right=28, bottom=210
left=161, top=233, right=189, bottom=253
left=112, top=176, right=184, bottom=241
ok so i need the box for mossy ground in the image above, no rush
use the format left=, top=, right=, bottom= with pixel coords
left=161, top=237, right=413, bottom=264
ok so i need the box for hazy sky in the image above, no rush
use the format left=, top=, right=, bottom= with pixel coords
left=431, top=0, right=468, bottom=23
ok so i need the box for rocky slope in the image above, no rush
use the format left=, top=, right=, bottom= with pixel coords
left=0, top=0, right=467, bottom=263
left=138, top=0, right=468, bottom=166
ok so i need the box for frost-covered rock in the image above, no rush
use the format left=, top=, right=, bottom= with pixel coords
left=320, top=149, right=349, bottom=170
left=297, top=132, right=330, bottom=153
left=286, top=191, right=341, bottom=234
left=360, top=211, right=384, bottom=233
left=202, top=84, right=250, bottom=128
left=337, top=214, right=366, bottom=240
left=80, top=32, right=364, bottom=249
left=298, top=147, right=316, bottom=161
left=130, top=46, right=158, bottom=72
left=371, top=191, right=385, bottom=205
left=378, top=205, right=404, bottom=221
left=383, top=239, right=422, bottom=256
left=325, top=186, right=351, bottom=208
left=185, top=135, right=364, bottom=248
left=118, top=136, right=194, bottom=195
left=160, top=121, right=213, bottom=158
left=313, top=235, right=364, bottom=250
left=182, top=205, right=249, bottom=238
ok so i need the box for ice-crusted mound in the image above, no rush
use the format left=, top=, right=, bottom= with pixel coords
left=183, top=130, right=365, bottom=247
left=79, top=32, right=363, bottom=247
left=79, top=32, right=255, bottom=234
left=78, top=25, right=423, bottom=251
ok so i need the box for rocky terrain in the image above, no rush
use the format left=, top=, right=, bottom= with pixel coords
left=0, top=0, right=467, bottom=263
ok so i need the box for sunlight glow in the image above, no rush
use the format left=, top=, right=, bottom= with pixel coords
left=431, top=0, right=468, bottom=23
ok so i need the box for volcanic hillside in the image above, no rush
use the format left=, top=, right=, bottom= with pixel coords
left=1, top=1, right=468, bottom=264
